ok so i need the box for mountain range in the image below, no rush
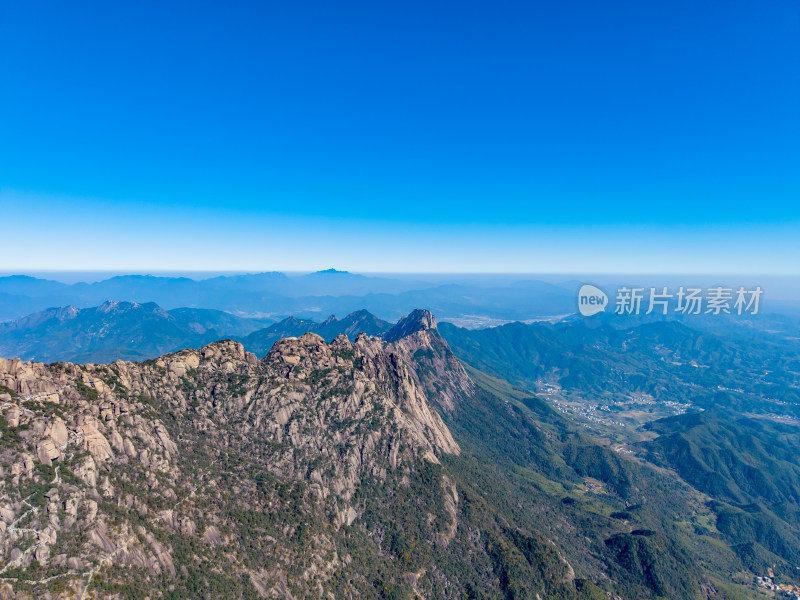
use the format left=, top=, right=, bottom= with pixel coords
left=4, top=301, right=799, bottom=418
left=0, top=303, right=394, bottom=365
left=0, top=272, right=580, bottom=324
left=2, top=309, right=800, bottom=598
left=239, top=309, right=391, bottom=357
left=439, top=319, right=800, bottom=412
left=0, top=302, right=273, bottom=364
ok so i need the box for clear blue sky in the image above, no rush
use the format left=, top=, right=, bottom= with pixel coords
left=1, top=0, right=798, bottom=273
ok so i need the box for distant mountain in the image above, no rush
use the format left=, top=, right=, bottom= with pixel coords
left=3, top=273, right=797, bottom=333
left=0, top=272, right=578, bottom=323
left=0, top=303, right=395, bottom=364
left=239, top=309, right=391, bottom=356
left=0, top=274, right=72, bottom=298
left=0, top=302, right=273, bottom=363
left=167, top=307, right=274, bottom=338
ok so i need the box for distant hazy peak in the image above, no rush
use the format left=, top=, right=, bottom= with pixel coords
left=314, top=268, right=350, bottom=274
left=385, top=308, right=437, bottom=342
left=98, top=300, right=139, bottom=312
left=55, top=305, right=80, bottom=319
left=0, top=305, right=80, bottom=331
left=96, top=300, right=169, bottom=316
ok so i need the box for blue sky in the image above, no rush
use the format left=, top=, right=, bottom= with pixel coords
left=1, top=0, right=798, bottom=273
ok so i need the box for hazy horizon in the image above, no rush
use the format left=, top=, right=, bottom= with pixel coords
left=2, top=269, right=798, bottom=303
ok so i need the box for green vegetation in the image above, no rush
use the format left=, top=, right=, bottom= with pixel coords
left=0, top=384, right=18, bottom=398
left=75, top=380, right=99, bottom=402
left=440, top=319, right=800, bottom=417
left=0, top=413, right=21, bottom=443
left=226, top=372, right=250, bottom=397
left=644, top=409, right=800, bottom=566
left=4, top=314, right=799, bottom=599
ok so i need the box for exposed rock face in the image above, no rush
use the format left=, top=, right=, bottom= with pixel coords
left=261, top=332, right=459, bottom=468
left=240, top=309, right=392, bottom=357
left=0, top=319, right=462, bottom=599
left=384, top=308, right=437, bottom=342
left=386, top=309, right=476, bottom=413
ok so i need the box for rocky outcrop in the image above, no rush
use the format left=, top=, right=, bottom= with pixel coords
left=386, top=309, right=476, bottom=412
left=384, top=308, right=437, bottom=342
left=0, top=314, right=462, bottom=599
left=240, top=309, right=392, bottom=357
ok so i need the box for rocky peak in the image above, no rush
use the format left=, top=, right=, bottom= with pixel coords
left=96, top=300, right=170, bottom=318
left=385, top=310, right=475, bottom=413
left=314, top=268, right=349, bottom=274
left=53, top=305, right=80, bottom=321
left=97, top=300, right=136, bottom=313
left=384, top=308, right=437, bottom=342
left=330, top=332, right=352, bottom=351
left=1, top=306, right=80, bottom=332
left=263, top=332, right=334, bottom=376
left=347, top=308, right=374, bottom=320
left=198, top=339, right=250, bottom=361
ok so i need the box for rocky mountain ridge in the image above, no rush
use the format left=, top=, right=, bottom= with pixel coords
left=0, top=313, right=473, bottom=599
left=0, top=309, right=787, bottom=599
left=239, top=310, right=391, bottom=357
